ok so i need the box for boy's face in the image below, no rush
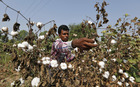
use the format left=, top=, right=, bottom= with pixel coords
left=59, top=30, right=69, bottom=42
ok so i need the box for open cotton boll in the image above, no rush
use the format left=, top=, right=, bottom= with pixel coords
left=1, top=27, right=8, bottom=32
left=22, top=41, right=29, bottom=47
left=112, top=75, right=117, bottom=81
left=123, top=72, right=129, bottom=78
left=111, top=58, right=116, bottom=62
left=13, top=44, right=16, bottom=47
left=11, top=31, right=19, bottom=36
left=50, top=60, right=58, bottom=68
left=36, top=22, right=43, bottom=29
left=60, top=63, right=67, bottom=70
left=19, top=77, right=24, bottom=85
left=102, top=71, right=110, bottom=79
left=68, top=64, right=73, bottom=69
left=18, top=43, right=25, bottom=48
left=74, top=47, right=78, bottom=52
left=125, top=82, right=129, bottom=86
left=103, top=58, right=107, bottom=62
left=129, top=76, right=135, bottom=83
left=93, top=41, right=97, bottom=45
left=117, top=81, right=122, bottom=86
left=15, top=65, right=21, bottom=72
left=11, top=81, right=15, bottom=87
left=119, top=69, right=123, bottom=74
left=88, top=20, right=93, bottom=25
left=98, top=61, right=105, bottom=68
left=28, top=45, right=33, bottom=51
left=38, top=35, right=45, bottom=40
left=111, top=39, right=116, bottom=44
left=31, top=77, right=40, bottom=87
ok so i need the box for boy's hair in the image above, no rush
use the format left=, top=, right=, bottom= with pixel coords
left=58, top=25, right=69, bottom=34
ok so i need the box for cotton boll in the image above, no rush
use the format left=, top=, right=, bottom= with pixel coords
left=103, top=58, right=107, bottom=62
left=51, top=60, right=58, bottom=68
left=13, top=44, right=16, bottom=47
left=33, top=45, right=37, bottom=47
left=99, top=68, right=102, bottom=73
left=129, top=76, right=135, bottom=83
left=37, top=60, right=41, bottom=64
left=123, top=59, right=127, bottom=63
left=1, top=27, right=8, bottom=32
left=11, top=81, right=15, bottom=87
left=74, top=47, right=78, bottom=52
left=121, top=77, right=125, bottom=82
left=60, top=63, right=67, bottom=70
left=28, top=45, right=33, bottom=51
left=119, top=69, right=123, bottom=74
left=93, top=41, right=97, bottom=45
left=107, top=49, right=112, bottom=52
left=31, top=77, right=40, bottom=87
left=88, top=20, right=93, bottom=25
left=11, top=31, right=18, bottom=36
left=92, top=57, right=97, bottom=62
left=15, top=65, right=21, bottom=72
left=112, top=75, right=117, bottom=81
left=68, top=64, right=73, bottom=69
left=123, top=72, right=129, bottom=78
left=45, top=57, right=50, bottom=60
left=19, top=77, right=24, bottom=85
left=102, top=71, right=110, bottom=79
left=36, top=22, right=43, bottom=29
left=46, top=32, right=48, bottom=35
left=18, top=43, right=25, bottom=48
left=98, top=61, right=105, bottom=68
left=22, top=41, right=29, bottom=47
left=117, top=81, right=122, bottom=86
left=38, top=35, right=45, bottom=40
left=125, top=82, right=129, bottom=86
left=111, top=39, right=116, bottom=44
left=42, top=60, right=50, bottom=65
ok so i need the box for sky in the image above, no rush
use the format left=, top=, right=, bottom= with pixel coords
left=0, top=0, right=140, bottom=36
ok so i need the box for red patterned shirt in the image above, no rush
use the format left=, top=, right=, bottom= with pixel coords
left=51, top=39, right=75, bottom=63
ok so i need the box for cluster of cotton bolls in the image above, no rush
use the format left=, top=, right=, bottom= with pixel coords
left=91, top=56, right=136, bottom=86
left=38, top=57, right=73, bottom=70
left=1, top=27, right=19, bottom=36
left=17, top=41, right=33, bottom=51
